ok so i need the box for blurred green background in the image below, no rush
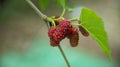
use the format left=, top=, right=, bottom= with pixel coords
left=0, top=0, right=120, bottom=67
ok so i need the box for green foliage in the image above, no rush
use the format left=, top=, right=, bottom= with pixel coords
left=39, top=0, right=50, bottom=10
left=56, top=0, right=66, bottom=8
left=80, top=8, right=111, bottom=60
left=39, top=0, right=74, bottom=12
left=39, top=0, right=66, bottom=10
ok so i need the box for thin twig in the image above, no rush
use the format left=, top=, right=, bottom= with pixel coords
left=25, top=0, right=47, bottom=20
left=25, top=0, right=71, bottom=67
left=58, top=45, right=71, bottom=67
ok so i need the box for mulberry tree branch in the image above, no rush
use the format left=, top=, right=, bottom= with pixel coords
left=25, top=0, right=71, bottom=67
left=25, top=0, right=47, bottom=21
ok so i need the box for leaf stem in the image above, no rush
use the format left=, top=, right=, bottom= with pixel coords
left=47, top=18, right=56, bottom=27
left=70, top=18, right=79, bottom=21
left=72, top=23, right=81, bottom=26
left=60, top=8, right=66, bottom=17
left=25, top=0, right=70, bottom=67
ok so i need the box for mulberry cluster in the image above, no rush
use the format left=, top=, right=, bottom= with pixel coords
left=48, top=20, right=79, bottom=47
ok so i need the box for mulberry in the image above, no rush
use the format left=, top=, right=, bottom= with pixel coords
left=48, top=27, right=59, bottom=46
left=78, top=21, right=89, bottom=37
left=59, top=20, right=73, bottom=33
left=48, top=28, right=66, bottom=46
left=67, top=27, right=79, bottom=47
left=55, top=15, right=60, bottom=19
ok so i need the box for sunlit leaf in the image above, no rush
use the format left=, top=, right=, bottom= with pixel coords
left=80, top=8, right=111, bottom=60
left=39, top=0, right=51, bottom=10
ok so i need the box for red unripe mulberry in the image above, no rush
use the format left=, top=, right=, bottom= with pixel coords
left=78, top=21, right=89, bottom=37
left=67, top=27, right=79, bottom=47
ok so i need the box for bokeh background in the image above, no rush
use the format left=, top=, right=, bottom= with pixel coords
left=0, top=0, right=120, bottom=67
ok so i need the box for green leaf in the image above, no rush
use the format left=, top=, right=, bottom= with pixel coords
left=39, top=0, right=51, bottom=10
left=56, top=0, right=66, bottom=8
left=80, top=8, right=111, bottom=60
